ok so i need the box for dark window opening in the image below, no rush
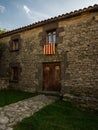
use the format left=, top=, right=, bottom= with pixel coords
left=10, top=66, right=19, bottom=82
left=12, top=39, right=19, bottom=51
left=10, top=35, right=21, bottom=52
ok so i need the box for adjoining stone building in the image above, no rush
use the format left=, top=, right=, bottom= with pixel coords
left=0, top=5, right=98, bottom=108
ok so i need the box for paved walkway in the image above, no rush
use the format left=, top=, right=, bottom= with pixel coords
left=0, top=95, right=57, bottom=130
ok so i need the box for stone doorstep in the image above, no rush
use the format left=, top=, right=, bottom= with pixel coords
left=38, top=91, right=62, bottom=97
left=38, top=91, right=62, bottom=101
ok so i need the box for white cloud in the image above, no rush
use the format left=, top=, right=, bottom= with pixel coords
left=0, top=5, right=5, bottom=13
left=23, top=5, right=32, bottom=15
left=38, top=0, right=98, bottom=17
left=23, top=5, right=50, bottom=21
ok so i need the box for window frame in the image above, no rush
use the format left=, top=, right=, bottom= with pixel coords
left=46, top=29, right=56, bottom=44
left=9, top=63, right=20, bottom=82
left=9, top=35, right=21, bottom=52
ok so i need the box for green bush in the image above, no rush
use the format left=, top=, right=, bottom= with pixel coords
left=0, top=42, right=6, bottom=59
left=0, top=29, right=7, bottom=34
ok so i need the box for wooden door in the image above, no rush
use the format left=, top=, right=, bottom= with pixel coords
left=43, top=62, right=61, bottom=91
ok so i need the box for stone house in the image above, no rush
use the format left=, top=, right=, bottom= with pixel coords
left=0, top=5, right=98, bottom=108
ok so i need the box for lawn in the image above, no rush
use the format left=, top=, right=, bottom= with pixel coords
left=14, top=101, right=98, bottom=130
left=0, top=89, right=37, bottom=107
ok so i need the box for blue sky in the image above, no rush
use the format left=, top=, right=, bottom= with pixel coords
left=0, top=0, right=98, bottom=30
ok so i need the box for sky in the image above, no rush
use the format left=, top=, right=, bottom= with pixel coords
left=0, top=0, right=98, bottom=31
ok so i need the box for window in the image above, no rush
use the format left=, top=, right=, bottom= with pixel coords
left=12, top=39, right=19, bottom=51
left=47, top=30, right=56, bottom=44
left=10, top=35, right=20, bottom=51
left=44, top=30, right=56, bottom=55
left=9, top=63, right=21, bottom=82
left=10, top=67, right=19, bottom=81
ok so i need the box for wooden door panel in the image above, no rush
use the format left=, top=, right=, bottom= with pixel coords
left=43, top=62, right=61, bottom=91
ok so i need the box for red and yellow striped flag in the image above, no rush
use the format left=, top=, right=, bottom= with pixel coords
left=44, top=43, right=55, bottom=55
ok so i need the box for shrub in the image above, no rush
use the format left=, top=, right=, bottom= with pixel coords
left=0, top=42, right=6, bottom=59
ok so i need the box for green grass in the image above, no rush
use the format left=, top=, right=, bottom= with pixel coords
left=0, top=89, right=37, bottom=107
left=14, top=101, right=98, bottom=130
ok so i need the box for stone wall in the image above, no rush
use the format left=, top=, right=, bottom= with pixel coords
left=0, top=9, right=98, bottom=109
left=58, top=13, right=98, bottom=99
left=0, top=78, right=9, bottom=90
left=63, top=94, right=98, bottom=110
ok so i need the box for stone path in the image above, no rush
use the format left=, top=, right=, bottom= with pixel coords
left=0, top=95, right=57, bottom=130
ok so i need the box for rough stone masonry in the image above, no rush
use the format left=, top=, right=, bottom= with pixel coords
left=0, top=5, right=98, bottom=109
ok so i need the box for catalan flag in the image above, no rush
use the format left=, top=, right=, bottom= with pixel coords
left=44, top=43, right=55, bottom=55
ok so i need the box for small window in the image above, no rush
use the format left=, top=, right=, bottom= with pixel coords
left=10, top=35, right=20, bottom=51
left=10, top=66, right=19, bottom=81
left=12, top=39, right=19, bottom=51
left=9, top=63, right=21, bottom=82
left=47, top=30, right=56, bottom=44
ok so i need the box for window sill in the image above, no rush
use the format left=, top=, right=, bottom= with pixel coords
left=9, top=80, right=19, bottom=83
left=10, top=50, right=19, bottom=52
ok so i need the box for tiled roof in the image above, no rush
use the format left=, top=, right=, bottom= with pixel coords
left=0, top=4, right=98, bottom=38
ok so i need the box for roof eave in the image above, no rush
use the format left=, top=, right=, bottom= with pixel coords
left=0, top=4, right=98, bottom=39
